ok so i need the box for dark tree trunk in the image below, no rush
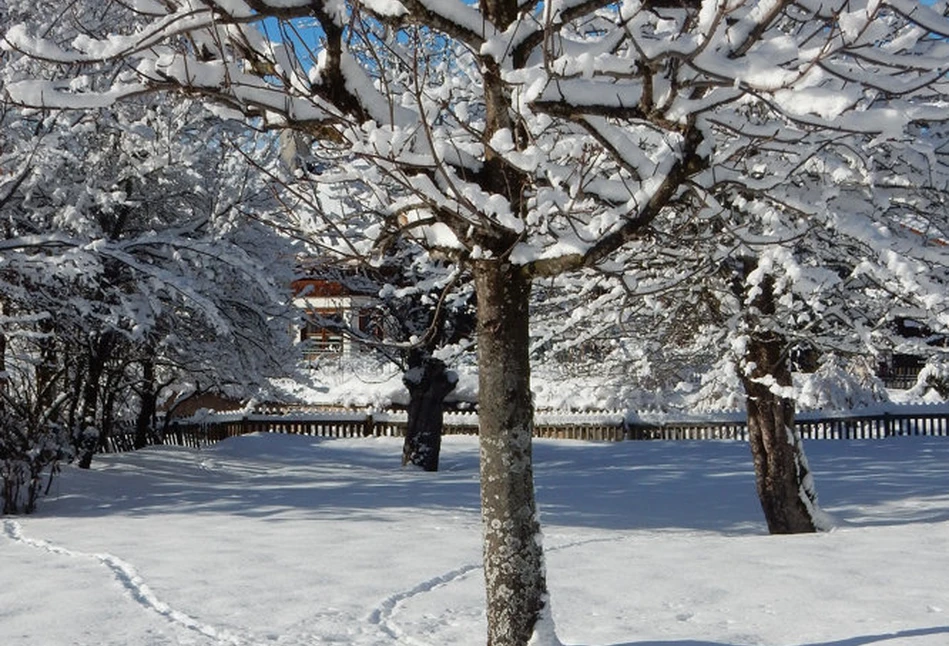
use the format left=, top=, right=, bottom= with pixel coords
left=474, top=260, right=548, bottom=646
left=741, top=270, right=821, bottom=534
left=65, top=361, right=83, bottom=440
left=402, top=355, right=457, bottom=471
left=0, top=320, right=6, bottom=414
left=75, top=337, right=111, bottom=469
left=134, top=360, right=158, bottom=449
left=101, top=370, right=120, bottom=451
left=74, top=364, right=100, bottom=469
left=35, top=318, right=60, bottom=415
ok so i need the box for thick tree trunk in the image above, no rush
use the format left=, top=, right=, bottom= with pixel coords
left=740, top=273, right=822, bottom=534
left=402, top=355, right=457, bottom=471
left=474, top=260, right=549, bottom=646
left=741, top=344, right=819, bottom=533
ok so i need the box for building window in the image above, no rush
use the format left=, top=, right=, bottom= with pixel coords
left=301, top=309, right=345, bottom=358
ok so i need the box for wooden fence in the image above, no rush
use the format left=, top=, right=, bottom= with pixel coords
left=630, top=410, right=949, bottom=441
left=99, top=407, right=949, bottom=453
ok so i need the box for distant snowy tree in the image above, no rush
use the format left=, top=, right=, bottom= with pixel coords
left=289, top=248, right=474, bottom=471
left=6, top=0, right=949, bottom=639
left=274, top=145, right=475, bottom=471
left=530, top=265, right=731, bottom=412
left=796, top=355, right=888, bottom=411
left=911, top=357, right=949, bottom=400
left=374, top=247, right=474, bottom=472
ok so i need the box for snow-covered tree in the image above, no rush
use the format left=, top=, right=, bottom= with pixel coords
left=1, top=12, right=296, bottom=503
left=696, top=127, right=949, bottom=532
left=595, top=127, right=949, bottom=532
left=1, top=97, right=295, bottom=466
left=7, top=0, right=949, bottom=640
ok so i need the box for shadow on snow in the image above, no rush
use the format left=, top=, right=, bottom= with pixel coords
left=38, top=433, right=949, bottom=534
left=599, top=624, right=949, bottom=645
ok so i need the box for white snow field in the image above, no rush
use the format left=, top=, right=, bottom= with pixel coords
left=2, top=433, right=948, bottom=646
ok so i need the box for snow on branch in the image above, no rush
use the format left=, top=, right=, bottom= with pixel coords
left=4, top=0, right=949, bottom=286
left=3, top=5, right=227, bottom=63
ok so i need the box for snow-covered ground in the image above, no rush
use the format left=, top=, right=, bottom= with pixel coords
left=3, top=433, right=949, bottom=646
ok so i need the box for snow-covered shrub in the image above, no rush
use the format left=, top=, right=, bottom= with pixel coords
left=907, top=357, right=949, bottom=402
left=0, top=410, right=68, bottom=515
left=686, top=357, right=745, bottom=413
left=796, top=355, right=889, bottom=412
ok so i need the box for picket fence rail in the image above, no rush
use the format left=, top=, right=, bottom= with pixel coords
left=100, top=405, right=949, bottom=453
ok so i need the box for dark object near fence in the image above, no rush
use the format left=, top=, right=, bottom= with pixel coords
left=96, top=408, right=949, bottom=453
